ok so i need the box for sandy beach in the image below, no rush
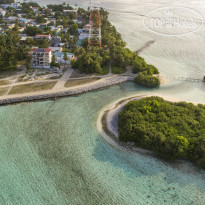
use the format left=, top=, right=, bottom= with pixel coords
left=96, top=93, right=199, bottom=154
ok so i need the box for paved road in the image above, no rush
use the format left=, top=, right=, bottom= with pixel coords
left=52, top=67, right=74, bottom=90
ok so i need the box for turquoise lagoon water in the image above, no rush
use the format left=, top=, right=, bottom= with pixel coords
left=0, top=82, right=205, bottom=205
left=4, top=1, right=205, bottom=203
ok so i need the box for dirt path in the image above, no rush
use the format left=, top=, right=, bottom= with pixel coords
left=108, top=62, right=112, bottom=76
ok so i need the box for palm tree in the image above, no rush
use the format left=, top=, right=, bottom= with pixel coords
left=63, top=52, right=69, bottom=69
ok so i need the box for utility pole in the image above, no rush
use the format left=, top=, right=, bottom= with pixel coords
left=88, top=0, right=102, bottom=47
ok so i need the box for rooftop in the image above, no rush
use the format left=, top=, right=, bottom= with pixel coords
left=55, top=52, right=74, bottom=57
left=32, top=48, right=51, bottom=53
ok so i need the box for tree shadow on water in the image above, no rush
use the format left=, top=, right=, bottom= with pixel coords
left=92, top=135, right=205, bottom=192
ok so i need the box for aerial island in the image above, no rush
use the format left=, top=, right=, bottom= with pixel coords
left=100, top=96, right=205, bottom=169
left=0, top=1, right=161, bottom=105
left=0, top=1, right=205, bottom=204
left=0, top=1, right=204, bottom=168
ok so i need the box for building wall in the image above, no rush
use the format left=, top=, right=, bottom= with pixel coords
left=0, top=9, right=6, bottom=16
left=32, top=51, right=52, bottom=68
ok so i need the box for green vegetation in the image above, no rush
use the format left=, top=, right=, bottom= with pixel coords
left=0, top=2, right=160, bottom=89
left=111, top=65, right=125, bottom=74
left=133, top=57, right=159, bottom=75
left=134, top=73, right=160, bottom=88
left=24, top=26, right=43, bottom=36
left=47, top=4, right=73, bottom=12
left=9, top=81, right=57, bottom=95
left=0, top=0, right=14, bottom=3
left=72, top=9, right=134, bottom=74
left=133, top=56, right=160, bottom=88
left=0, top=80, right=10, bottom=86
left=71, top=46, right=109, bottom=74
left=0, top=31, right=30, bottom=70
left=51, top=55, right=60, bottom=68
left=118, top=97, right=205, bottom=168
left=64, top=77, right=101, bottom=88
left=100, top=65, right=109, bottom=75
left=69, top=70, right=90, bottom=78
left=72, top=8, right=160, bottom=88
left=0, top=67, right=19, bottom=79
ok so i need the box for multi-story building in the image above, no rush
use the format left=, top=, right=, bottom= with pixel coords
left=32, top=48, right=52, bottom=68
left=11, top=3, right=20, bottom=9
left=0, top=8, right=6, bottom=16
left=35, top=34, right=51, bottom=41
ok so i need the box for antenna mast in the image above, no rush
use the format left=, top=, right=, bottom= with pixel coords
left=88, top=0, right=102, bottom=47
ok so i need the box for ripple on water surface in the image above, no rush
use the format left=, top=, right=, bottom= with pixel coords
left=0, top=82, right=204, bottom=205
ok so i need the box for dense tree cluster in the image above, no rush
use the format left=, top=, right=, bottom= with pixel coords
left=133, top=56, right=160, bottom=88
left=134, top=72, right=160, bottom=88
left=21, top=2, right=38, bottom=19
left=118, top=97, right=205, bottom=168
left=101, top=10, right=134, bottom=69
left=0, top=0, right=14, bottom=3
left=132, top=56, right=159, bottom=74
left=72, top=8, right=160, bottom=81
left=73, top=9, right=136, bottom=74
left=24, top=26, right=43, bottom=36
left=0, top=3, right=161, bottom=88
left=71, top=46, right=109, bottom=73
left=47, top=3, right=73, bottom=12
left=0, top=31, right=30, bottom=69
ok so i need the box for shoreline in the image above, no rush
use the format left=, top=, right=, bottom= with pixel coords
left=97, top=94, right=205, bottom=173
left=0, top=72, right=170, bottom=106
left=0, top=76, right=132, bottom=106
left=97, top=94, right=200, bottom=157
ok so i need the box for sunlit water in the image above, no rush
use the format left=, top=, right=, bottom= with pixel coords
left=20, top=0, right=205, bottom=79
left=2, top=0, right=205, bottom=204
left=0, top=82, right=205, bottom=204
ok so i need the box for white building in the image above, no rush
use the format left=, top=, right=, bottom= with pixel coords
left=0, top=8, right=6, bottom=17
left=35, top=34, right=51, bottom=41
left=49, top=47, right=62, bottom=53
left=11, top=3, right=20, bottom=9
left=32, top=48, right=52, bottom=68
left=79, top=33, right=89, bottom=40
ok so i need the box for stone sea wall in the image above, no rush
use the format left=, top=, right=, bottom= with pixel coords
left=0, top=76, right=133, bottom=106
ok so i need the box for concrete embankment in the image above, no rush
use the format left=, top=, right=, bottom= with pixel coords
left=0, top=76, right=132, bottom=106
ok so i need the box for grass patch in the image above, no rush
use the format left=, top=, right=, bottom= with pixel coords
left=65, top=77, right=101, bottom=88
left=111, top=65, right=125, bottom=74
left=9, top=81, right=57, bottom=95
left=70, top=70, right=91, bottom=78
left=0, top=67, right=19, bottom=79
left=0, top=80, right=10, bottom=86
left=48, top=76, right=62, bottom=80
left=0, top=87, right=10, bottom=96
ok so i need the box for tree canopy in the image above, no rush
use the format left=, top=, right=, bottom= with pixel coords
left=0, top=0, right=14, bottom=3
left=118, top=97, right=205, bottom=168
left=134, top=72, right=160, bottom=88
left=0, top=31, right=30, bottom=69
